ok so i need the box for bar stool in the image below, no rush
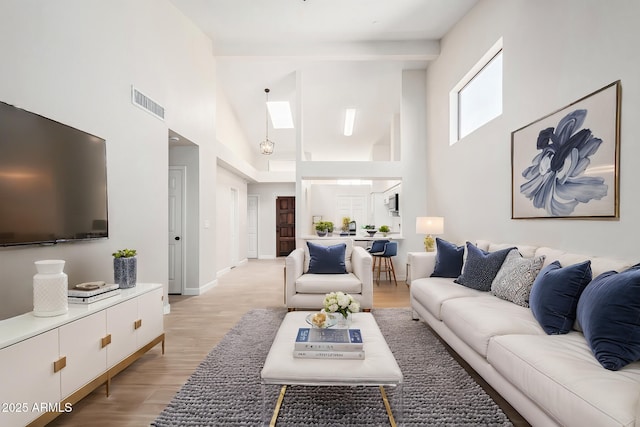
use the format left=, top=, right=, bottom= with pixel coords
left=367, top=239, right=388, bottom=254
left=370, top=241, right=398, bottom=286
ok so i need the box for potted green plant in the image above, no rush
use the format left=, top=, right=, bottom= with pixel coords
left=324, top=221, right=334, bottom=236
left=378, top=225, right=390, bottom=237
left=112, top=248, right=137, bottom=288
left=364, top=224, right=377, bottom=237
left=315, top=222, right=328, bottom=237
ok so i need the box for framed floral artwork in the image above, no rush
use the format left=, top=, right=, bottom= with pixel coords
left=511, top=81, right=620, bottom=219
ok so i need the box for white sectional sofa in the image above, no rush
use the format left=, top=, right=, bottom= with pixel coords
left=409, top=240, right=640, bottom=427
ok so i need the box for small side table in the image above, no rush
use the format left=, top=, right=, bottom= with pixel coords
left=405, top=251, right=422, bottom=286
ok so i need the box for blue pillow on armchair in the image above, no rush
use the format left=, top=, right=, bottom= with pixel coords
left=431, top=238, right=464, bottom=278
left=307, top=241, right=347, bottom=274
left=577, top=263, right=640, bottom=371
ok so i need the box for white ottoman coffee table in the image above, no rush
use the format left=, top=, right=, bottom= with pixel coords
left=261, top=311, right=403, bottom=426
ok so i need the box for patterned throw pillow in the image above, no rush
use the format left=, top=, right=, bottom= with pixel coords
left=454, top=243, right=516, bottom=291
left=491, top=251, right=545, bottom=307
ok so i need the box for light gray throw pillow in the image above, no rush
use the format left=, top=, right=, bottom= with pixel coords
left=491, top=250, right=546, bottom=307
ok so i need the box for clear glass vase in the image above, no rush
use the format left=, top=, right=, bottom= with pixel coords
left=337, top=311, right=352, bottom=328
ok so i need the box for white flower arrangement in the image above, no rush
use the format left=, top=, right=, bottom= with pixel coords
left=323, top=291, right=360, bottom=319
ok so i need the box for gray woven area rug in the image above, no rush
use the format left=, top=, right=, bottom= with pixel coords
left=152, top=308, right=513, bottom=426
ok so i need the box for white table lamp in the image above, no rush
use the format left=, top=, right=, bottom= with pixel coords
left=416, top=217, right=444, bottom=252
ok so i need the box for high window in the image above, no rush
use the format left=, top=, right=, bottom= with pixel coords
left=450, top=38, right=503, bottom=144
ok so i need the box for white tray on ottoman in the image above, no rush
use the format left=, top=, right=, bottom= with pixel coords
left=261, top=311, right=403, bottom=426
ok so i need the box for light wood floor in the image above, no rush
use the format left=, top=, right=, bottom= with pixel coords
left=48, top=258, right=526, bottom=427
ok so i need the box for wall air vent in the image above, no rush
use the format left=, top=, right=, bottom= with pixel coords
left=131, top=85, right=165, bottom=120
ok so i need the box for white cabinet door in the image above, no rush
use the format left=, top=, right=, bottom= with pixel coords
left=58, top=311, right=107, bottom=398
left=136, top=288, right=164, bottom=347
left=106, top=297, right=138, bottom=368
left=0, top=329, right=60, bottom=426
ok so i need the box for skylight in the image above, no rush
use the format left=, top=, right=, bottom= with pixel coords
left=266, top=101, right=294, bottom=129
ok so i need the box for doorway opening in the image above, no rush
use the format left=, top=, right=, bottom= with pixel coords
left=168, top=130, right=199, bottom=295
left=276, top=196, right=296, bottom=257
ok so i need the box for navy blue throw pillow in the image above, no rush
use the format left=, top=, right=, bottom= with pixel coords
left=431, top=238, right=464, bottom=278
left=577, top=263, right=640, bottom=371
left=307, top=242, right=347, bottom=274
left=454, top=243, right=516, bottom=291
left=529, top=260, right=592, bottom=335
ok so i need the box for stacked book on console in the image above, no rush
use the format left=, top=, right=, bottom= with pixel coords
left=68, top=282, right=121, bottom=304
left=294, top=328, right=364, bottom=360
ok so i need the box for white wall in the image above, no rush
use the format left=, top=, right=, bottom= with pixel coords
left=215, top=87, right=256, bottom=167
left=308, top=184, right=371, bottom=235
left=215, top=166, right=248, bottom=274
left=247, top=183, right=296, bottom=258
left=0, top=0, right=218, bottom=319
left=426, top=0, right=640, bottom=260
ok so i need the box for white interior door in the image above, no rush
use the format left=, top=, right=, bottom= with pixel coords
left=230, top=188, right=239, bottom=266
left=247, top=195, right=258, bottom=258
left=168, top=167, right=184, bottom=294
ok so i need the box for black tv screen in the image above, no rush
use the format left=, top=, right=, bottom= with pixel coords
left=0, top=101, right=108, bottom=246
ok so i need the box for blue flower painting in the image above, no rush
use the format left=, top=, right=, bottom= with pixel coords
left=519, top=109, right=608, bottom=216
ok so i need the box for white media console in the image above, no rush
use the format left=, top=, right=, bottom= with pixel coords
left=0, top=283, right=165, bottom=426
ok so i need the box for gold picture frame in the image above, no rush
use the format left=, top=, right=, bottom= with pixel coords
left=511, top=80, right=621, bottom=219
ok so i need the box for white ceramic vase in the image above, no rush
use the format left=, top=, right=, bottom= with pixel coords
left=33, top=260, right=68, bottom=317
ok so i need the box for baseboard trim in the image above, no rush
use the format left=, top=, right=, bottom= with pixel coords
left=183, top=279, right=218, bottom=296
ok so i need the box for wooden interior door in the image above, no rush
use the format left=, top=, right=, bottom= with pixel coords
left=276, top=196, right=296, bottom=257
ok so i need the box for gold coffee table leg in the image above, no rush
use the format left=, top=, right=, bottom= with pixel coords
left=269, top=385, right=287, bottom=427
left=380, top=386, right=397, bottom=427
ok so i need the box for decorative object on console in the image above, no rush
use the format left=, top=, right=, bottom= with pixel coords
left=341, top=217, right=351, bottom=233
left=416, top=217, right=444, bottom=252
left=68, top=281, right=121, bottom=304
left=378, top=225, right=390, bottom=237
left=364, top=224, right=376, bottom=236
left=431, top=238, right=465, bottom=278
left=113, top=248, right=137, bottom=288
left=33, top=260, right=68, bottom=317
left=348, top=220, right=357, bottom=235
left=324, top=221, right=334, bottom=236
left=512, top=80, right=620, bottom=219
left=323, top=291, right=360, bottom=327
left=259, top=88, right=275, bottom=155
left=313, top=221, right=333, bottom=236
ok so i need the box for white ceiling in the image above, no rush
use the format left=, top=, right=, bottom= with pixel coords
left=169, top=0, right=478, bottom=162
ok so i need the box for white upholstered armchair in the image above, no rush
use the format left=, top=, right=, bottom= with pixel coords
left=285, top=239, right=373, bottom=310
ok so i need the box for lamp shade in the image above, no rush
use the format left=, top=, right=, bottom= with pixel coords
left=416, top=217, right=444, bottom=235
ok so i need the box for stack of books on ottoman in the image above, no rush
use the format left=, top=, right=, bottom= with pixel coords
left=68, top=281, right=120, bottom=304
left=294, top=328, right=364, bottom=360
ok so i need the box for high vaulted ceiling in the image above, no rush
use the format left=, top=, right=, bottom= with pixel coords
left=169, top=0, right=478, bottom=163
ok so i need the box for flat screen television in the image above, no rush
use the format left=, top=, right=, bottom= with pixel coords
left=0, top=100, right=108, bottom=246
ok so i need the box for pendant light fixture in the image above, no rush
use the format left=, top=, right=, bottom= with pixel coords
left=259, top=88, right=275, bottom=155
